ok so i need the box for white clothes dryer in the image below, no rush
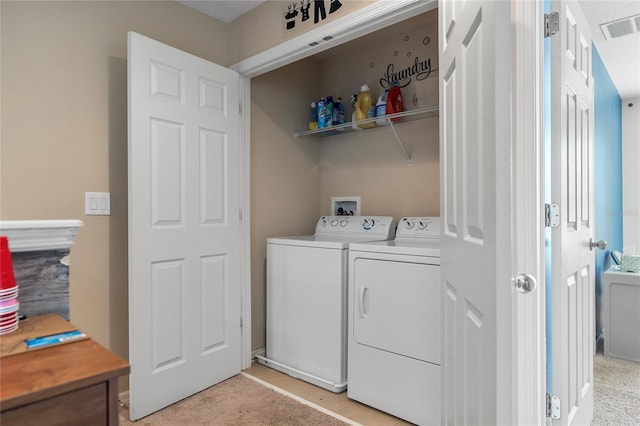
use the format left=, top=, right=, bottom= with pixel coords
left=258, top=216, right=396, bottom=393
left=348, top=217, right=441, bottom=425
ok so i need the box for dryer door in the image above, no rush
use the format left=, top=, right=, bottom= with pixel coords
left=352, top=256, right=440, bottom=365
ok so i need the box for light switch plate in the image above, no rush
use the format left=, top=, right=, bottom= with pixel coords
left=85, top=192, right=110, bottom=215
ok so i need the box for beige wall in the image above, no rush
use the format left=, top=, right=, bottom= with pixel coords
left=229, top=0, right=376, bottom=65
left=0, top=1, right=228, bottom=379
left=318, top=9, right=439, bottom=218
left=2, top=0, right=439, bottom=370
left=250, top=59, right=322, bottom=350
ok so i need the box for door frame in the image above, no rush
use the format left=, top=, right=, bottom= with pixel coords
left=233, top=1, right=546, bottom=423
left=234, top=0, right=440, bottom=370
left=240, top=75, right=252, bottom=369
left=512, top=1, right=546, bottom=424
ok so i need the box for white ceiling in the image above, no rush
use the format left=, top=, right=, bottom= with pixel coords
left=177, top=0, right=639, bottom=99
left=176, top=0, right=267, bottom=24
left=580, top=1, right=640, bottom=99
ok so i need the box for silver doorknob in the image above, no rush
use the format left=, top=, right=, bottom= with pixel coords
left=589, top=238, right=607, bottom=251
left=513, top=274, right=536, bottom=293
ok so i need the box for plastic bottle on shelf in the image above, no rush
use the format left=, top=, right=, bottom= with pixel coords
left=333, top=97, right=345, bottom=126
left=386, top=82, right=404, bottom=122
left=350, top=94, right=361, bottom=130
left=376, top=89, right=389, bottom=126
left=325, top=96, right=334, bottom=127
left=356, top=84, right=376, bottom=128
left=309, top=102, right=318, bottom=130
left=317, top=97, right=328, bottom=129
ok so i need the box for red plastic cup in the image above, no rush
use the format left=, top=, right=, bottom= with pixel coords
left=0, top=236, right=17, bottom=291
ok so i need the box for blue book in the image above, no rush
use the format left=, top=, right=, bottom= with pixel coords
left=25, top=330, right=87, bottom=349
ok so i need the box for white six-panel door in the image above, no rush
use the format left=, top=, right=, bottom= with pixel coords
left=439, top=0, right=514, bottom=424
left=550, top=1, right=595, bottom=424
left=128, top=32, right=242, bottom=420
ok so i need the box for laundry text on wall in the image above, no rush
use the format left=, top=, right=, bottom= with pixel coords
left=380, top=56, right=436, bottom=90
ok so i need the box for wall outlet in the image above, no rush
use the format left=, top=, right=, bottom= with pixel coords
left=85, top=192, right=110, bottom=216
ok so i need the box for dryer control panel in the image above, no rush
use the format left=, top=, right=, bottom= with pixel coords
left=396, top=217, right=441, bottom=239
left=315, top=216, right=396, bottom=238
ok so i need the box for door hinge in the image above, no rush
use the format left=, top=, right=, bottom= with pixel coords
left=545, top=12, right=559, bottom=38
left=240, top=317, right=243, bottom=329
left=545, top=203, right=560, bottom=228
left=239, top=209, right=243, bottom=221
left=546, top=393, right=561, bottom=420
left=239, top=103, right=242, bottom=114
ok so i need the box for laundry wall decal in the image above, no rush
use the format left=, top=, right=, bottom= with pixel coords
left=284, top=0, right=343, bottom=30
left=379, top=56, right=436, bottom=90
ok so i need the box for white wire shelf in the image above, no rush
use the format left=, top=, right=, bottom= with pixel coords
left=293, top=105, right=439, bottom=165
left=293, top=105, right=439, bottom=138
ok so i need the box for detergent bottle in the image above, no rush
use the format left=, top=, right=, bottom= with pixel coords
left=355, top=84, right=376, bottom=128
left=375, top=89, right=389, bottom=126
left=317, top=97, right=328, bottom=129
left=309, top=102, right=318, bottom=130
left=333, top=97, right=345, bottom=125
left=350, top=94, right=361, bottom=130
left=325, top=96, right=334, bottom=127
left=386, top=82, right=404, bottom=122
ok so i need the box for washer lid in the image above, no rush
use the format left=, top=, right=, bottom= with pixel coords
left=267, top=234, right=394, bottom=249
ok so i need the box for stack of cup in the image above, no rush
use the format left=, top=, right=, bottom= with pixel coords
left=0, top=236, right=19, bottom=335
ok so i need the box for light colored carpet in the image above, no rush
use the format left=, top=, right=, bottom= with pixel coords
left=593, top=352, right=640, bottom=425
left=119, top=374, right=350, bottom=426
left=119, top=353, right=638, bottom=425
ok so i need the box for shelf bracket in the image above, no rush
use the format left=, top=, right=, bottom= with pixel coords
left=386, top=117, right=412, bottom=165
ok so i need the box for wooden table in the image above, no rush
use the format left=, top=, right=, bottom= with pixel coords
left=0, top=315, right=129, bottom=426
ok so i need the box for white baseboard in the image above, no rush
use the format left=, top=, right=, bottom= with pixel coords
left=251, top=348, right=265, bottom=361
left=118, top=390, right=130, bottom=408
left=596, top=331, right=605, bottom=353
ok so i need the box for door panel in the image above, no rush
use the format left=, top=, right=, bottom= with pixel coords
left=201, top=130, right=227, bottom=223
left=550, top=1, right=594, bottom=424
left=151, top=118, right=184, bottom=225
left=128, top=32, right=242, bottom=420
left=439, top=0, right=513, bottom=424
left=150, top=259, right=185, bottom=371
left=201, top=254, right=226, bottom=350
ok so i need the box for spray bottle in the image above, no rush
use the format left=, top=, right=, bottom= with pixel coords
left=309, top=102, right=318, bottom=130
left=376, top=89, right=389, bottom=126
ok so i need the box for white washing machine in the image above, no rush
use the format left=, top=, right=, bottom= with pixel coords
left=348, top=217, right=441, bottom=425
left=258, top=215, right=396, bottom=393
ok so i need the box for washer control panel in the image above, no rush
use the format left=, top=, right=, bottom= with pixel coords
left=396, top=217, right=441, bottom=239
left=316, top=216, right=396, bottom=238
